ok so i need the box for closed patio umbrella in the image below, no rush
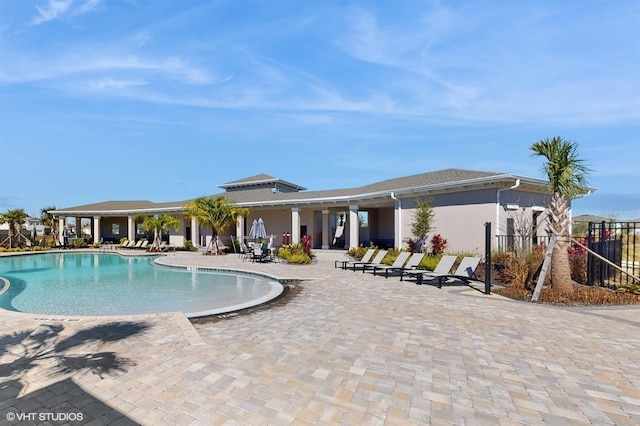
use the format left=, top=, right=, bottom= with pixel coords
left=249, top=219, right=259, bottom=239
left=255, top=218, right=267, bottom=239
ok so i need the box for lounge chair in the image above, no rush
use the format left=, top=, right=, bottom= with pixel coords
left=348, top=250, right=388, bottom=272
left=335, top=248, right=375, bottom=270
left=401, top=255, right=458, bottom=284
left=137, top=240, right=149, bottom=250
left=365, top=251, right=411, bottom=276
left=131, top=240, right=143, bottom=249
left=409, top=256, right=481, bottom=287
left=372, top=252, right=425, bottom=278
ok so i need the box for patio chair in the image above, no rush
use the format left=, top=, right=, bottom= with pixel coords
left=137, top=240, right=149, bottom=250
left=401, top=255, right=458, bottom=284
left=364, top=251, right=411, bottom=276
left=239, top=242, right=252, bottom=261
left=251, top=245, right=268, bottom=263
left=335, top=248, right=375, bottom=270
left=409, top=256, right=481, bottom=287
left=348, top=250, right=388, bottom=272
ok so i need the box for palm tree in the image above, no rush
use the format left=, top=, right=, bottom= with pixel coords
left=530, top=137, right=590, bottom=294
left=133, top=214, right=181, bottom=251
left=184, top=196, right=250, bottom=255
left=0, top=208, right=28, bottom=248
left=40, top=206, right=58, bottom=245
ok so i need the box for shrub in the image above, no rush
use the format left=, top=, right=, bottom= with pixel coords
left=283, top=252, right=311, bottom=264
left=300, top=234, right=312, bottom=255
left=429, top=234, right=448, bottom=255
left=495, top=285, right=640, bottom=306
left=183, top=240, right=197, bottom=252
left=419, top=254, right=443, bottom=271
left=406, top=239, right=418, bottom=254
left=279, top=243, right=312, bottom=264
left=73, top=238, right=88, bottom=248
left=568, top=244, right=587, bottom=284
left=617, top=282, right=640, bottom=295
left=382, top=248, right=402, bottom=265
left=347, top=244, right=376, bottom=260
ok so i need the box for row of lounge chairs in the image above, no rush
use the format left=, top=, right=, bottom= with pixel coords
left=335, top=249, right=481, bottom=288
left=116, top=239, right=171, bottom=252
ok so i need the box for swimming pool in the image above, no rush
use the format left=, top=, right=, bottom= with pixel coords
left=0, top=253, right=283, bottom=317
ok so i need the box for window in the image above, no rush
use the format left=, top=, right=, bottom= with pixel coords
left=112, top=224, right=119, bottom=235
left=358, top=211, right=369, bottom=228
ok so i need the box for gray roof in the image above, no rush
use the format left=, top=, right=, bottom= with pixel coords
left=219, top=174, right=306, bottom=191
left=51, top=168, right=551, bottom=214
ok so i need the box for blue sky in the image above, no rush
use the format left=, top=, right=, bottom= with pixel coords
left=1, top=0, right=639, bottom=219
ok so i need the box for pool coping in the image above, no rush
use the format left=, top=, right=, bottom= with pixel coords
left=0, top=251, right=294, bottom=320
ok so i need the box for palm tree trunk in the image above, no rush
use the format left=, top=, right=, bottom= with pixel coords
left=548, top=192, right=574, bottom=294
left=551, top=239, right=573, bottom=293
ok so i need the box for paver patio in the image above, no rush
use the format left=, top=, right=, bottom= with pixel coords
left=1, top=249, right=639, bottom=425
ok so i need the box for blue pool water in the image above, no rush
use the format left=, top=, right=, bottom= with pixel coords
left=0, top=253, right=283, bottom=317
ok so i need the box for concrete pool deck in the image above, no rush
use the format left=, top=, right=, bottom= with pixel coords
left=1, top=249, right=639, bottom=425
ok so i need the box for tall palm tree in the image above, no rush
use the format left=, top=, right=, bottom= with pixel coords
left=184, top=196, right=250, bottom=255
left=40, top=205, right=58, bottom=245
left=0, top=208, right=28, bottom=248
left=134, top=214, right=181, bottom=251
left=530, top=137, right=590, bottom=294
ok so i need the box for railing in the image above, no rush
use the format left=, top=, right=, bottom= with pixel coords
left=585, top=221, right=639, bottom=288
left=496, top=235, right=551, bottom=253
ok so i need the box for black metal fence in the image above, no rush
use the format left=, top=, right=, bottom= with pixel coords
left=585, top=221, right=639, bottom=288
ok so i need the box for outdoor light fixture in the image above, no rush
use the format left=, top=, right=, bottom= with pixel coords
left=506, top=204, right=520, bottom=211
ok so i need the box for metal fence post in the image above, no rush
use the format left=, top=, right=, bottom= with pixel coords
left=485, top=222, right=491, bottom=295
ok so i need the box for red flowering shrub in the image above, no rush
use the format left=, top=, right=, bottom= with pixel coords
left=429, top=234, right=447, bottom=255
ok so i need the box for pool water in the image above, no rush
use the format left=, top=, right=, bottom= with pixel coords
left=0, top=253, right=283, bottom=317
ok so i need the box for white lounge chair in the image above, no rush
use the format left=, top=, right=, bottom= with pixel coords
left=365, top=251, right=411, bottom=276
left=409, top=256, right=481, bottom=287
left=363, top=251, right=422, bottom=278
left=348, top=250, right=388, bottom=272
left=401, top=255, right=458, bottom=284
left=335, top=248, right=375, bottom=270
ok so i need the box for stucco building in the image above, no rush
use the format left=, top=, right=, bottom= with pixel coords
left=50, top=168, right=556, bottom=253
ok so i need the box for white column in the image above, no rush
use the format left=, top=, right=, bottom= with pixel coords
left=127, top=216, right=135, bottom=242
left=393, top=198, right=402, bottom=250
left=236, top=216, right=244, bottom=245
left=291, top=208, right=301, bottom=244
left=349, top=205, right=359, bottom=249
left=322, top=209, right=330, bottom=249
left=93, top=216, right=101, bottom=244
left=58, top=217, right=65, bottom=244
left=191, top=217, right=199, bottom=247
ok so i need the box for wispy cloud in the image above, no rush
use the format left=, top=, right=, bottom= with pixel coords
left=0, top=50, right=217, bottom=86
left=31, top=0, right=101, bottom=26
left=86, top=78, right=148, bottom=91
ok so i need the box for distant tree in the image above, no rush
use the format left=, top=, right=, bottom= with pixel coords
left=133, top=214, right=181, bottom=251
left=0, top=208, right=28, bottom=248
left=411, top=197, right=435, bottom=252
left=530, top=137, right=590, bottom=294
left=40, top=206, right=58, bottom=244
left=184, top=196, right=250, bottom=255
